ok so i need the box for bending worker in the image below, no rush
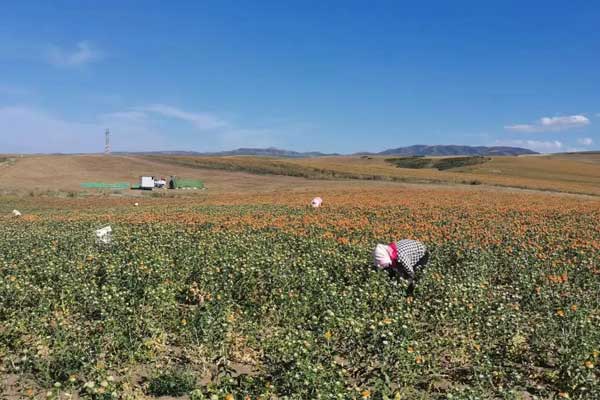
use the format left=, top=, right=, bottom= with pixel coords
left=373, top=239, right=429, bottom=294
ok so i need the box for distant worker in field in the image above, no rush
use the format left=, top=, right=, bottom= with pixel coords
left=373, top=239, right=429, bottom=294
left=311, top=197, right=323, bottom=208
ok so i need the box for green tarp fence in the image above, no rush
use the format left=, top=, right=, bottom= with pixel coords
left=80, top=182, right=130, bottom=189
left=171, top=178, right=204, bottom=189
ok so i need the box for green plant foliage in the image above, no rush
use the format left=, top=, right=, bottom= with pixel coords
left=147, top=369, right=197, bottom=396
left=386, top=156, right=490, bottom=170
left=0, top=205, right=598, bottom=399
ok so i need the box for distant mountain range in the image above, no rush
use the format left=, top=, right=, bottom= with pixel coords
left=119, top=147, right=340, bottom=157
left=371, top=145, right=538, bottom=156
left=123, top=145, right=537, bottom=157
left=197, top=147, right=341, bottom=157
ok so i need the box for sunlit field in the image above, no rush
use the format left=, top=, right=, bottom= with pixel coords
left=1, top=186, right=598, bottom=399
left=3, top=0, right=600, bottom=398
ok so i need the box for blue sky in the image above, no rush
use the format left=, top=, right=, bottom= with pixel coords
left=0, top=1, right=598, bottom=154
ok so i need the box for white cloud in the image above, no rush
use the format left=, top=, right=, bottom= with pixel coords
left=138, top=104, right=227, bottom=130
left=0, top=106, right=167, bottom=153
left=495, top=139, right=563, bottom=153
left=577, top=137, right=593, bottom=146
left=540, top=115, right=589, bottom=129
left=99, top=110, right=148, bottom=123
left=46, top=41, right=103, bottom=67
left=505, top=115, right=590, bottom=133
left=0, top=104, right=280, bottom=153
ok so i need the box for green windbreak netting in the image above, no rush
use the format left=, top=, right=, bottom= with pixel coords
left=80, top=182, right=130, bottom=189
left=171, top=179, right=204, bottom=189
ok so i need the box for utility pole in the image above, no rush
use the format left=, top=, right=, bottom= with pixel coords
left=104, top=128, right=111, bottom=155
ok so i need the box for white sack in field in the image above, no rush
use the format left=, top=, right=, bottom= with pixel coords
left=95, top=226, right=112, bottom=244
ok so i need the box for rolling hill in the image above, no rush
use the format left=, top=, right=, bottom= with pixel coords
left=115, top=147, right=339, bottom=158
left=373, top=145, right=537, bottom=156
left=1, top=152, right=598, bottom=196
left=111, top=145, right=537, bottom=158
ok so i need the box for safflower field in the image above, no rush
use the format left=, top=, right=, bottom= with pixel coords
left=1, top=187, right=599, bottom=399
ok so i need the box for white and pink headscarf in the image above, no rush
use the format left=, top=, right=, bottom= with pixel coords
left=373, top=242, right=399, bottom=269
left=373, top=244, right=392, bottom=269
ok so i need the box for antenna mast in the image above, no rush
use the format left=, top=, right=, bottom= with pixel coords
left=104, top=128, right=111, bottom=155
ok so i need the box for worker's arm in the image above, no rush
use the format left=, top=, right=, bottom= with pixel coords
left=399, top=261, right=416, bottom=295
left=406, top=279, right=415, bottom=296
left=402, top=263, right=416, bottom=280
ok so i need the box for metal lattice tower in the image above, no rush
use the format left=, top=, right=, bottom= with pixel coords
left=104, top=128, right=111, bottom=155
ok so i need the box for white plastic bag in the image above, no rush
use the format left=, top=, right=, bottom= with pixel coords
left=12, top=210, right=22, bottom=217
left=95, top=226, right=112, bottom=245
